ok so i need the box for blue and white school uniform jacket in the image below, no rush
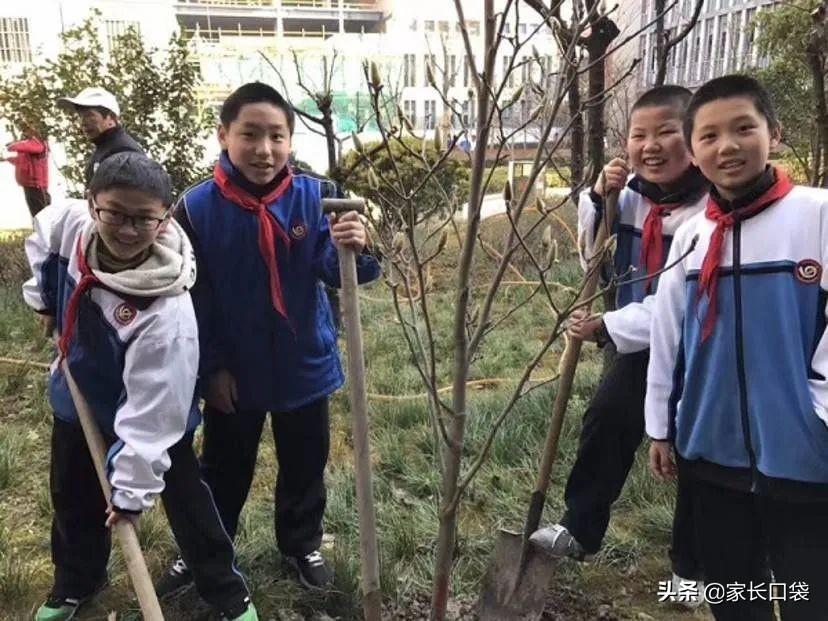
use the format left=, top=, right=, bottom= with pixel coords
left=23, top=202, right=201, bottom=512
left=577, top=176, right=707, bottom=353
left=646, top=186, right=828, bottom=500
left=177, top=159, right=382, bottom=413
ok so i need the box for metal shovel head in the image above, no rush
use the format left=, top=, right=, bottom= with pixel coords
left=477, top=529, right=556, bottom=620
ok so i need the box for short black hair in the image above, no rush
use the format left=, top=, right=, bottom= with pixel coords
left=77, top=105, right=118, bottom=120
left=683, top=74, right=779, bottom=145
left=219, top=82, right=295, bottom=134
left=89, top=152, right=173, bottom=206
left=631, top=84, right=693, bottom=117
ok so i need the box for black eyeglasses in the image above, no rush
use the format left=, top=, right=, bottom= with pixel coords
left=93, top=204, right=169, bottom=231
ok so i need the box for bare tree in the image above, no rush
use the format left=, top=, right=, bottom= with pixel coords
left=342, top=1, right=648, bottom=617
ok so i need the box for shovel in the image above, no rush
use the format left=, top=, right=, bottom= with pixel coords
left=60, top=359, right=165, bottom=619
left=478, top=188, right=620, bottom=620
left=322, top=198, right=382, bottom=621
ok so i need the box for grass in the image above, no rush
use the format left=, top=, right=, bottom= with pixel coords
left=0, top=215, right=712, bottom=620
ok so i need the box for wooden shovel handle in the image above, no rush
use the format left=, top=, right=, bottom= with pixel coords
left=524, top=188, right=620, bottom=536
left=336, top=246, right=382, bottom=621
left=60, top=360, right=165, bottom=620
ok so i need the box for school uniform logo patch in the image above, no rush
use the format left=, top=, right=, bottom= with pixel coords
left=114, top=302, right=137, bottom=326
left=795, top=259, right=822, bottom=284
left=290, top=221, right=307, bottom=240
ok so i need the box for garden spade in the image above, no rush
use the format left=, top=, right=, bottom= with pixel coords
left=60, top=359, right=164, bottom=620
left=321, top=198, right=382, bottom=621
left=478, top=188, right=620, bottom=620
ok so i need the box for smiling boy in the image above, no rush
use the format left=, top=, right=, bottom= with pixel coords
left=532, top=86, right=707, bottom=598
left=647, top=75, right=828, bottom=620
left=155, top=82, right=380, bottom=596
left=24, top=153, right=257, bottom=621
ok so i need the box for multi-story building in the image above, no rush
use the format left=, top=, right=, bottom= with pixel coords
left=0, top=0, right=560, bottom=227
left=619, top=0, right=776, bottom=89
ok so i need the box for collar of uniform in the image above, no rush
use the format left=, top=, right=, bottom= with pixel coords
left=709, top=165, right=776, bottom=213
left=219, top=151, right=290, bottom=201
left=627, top=165, right=709, bottom=206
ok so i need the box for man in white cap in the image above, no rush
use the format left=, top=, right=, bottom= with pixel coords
left=57, top=87, right=144, bottom=187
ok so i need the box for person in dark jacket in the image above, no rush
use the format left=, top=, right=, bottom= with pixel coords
left=56, top=87, right=144, bottom=187
left=153, top=82, right=380, bottom=598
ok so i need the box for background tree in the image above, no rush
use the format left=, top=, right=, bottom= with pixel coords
left=753, top=0, right=824, bottom=184
left=0, top=14, right=214, bottom=195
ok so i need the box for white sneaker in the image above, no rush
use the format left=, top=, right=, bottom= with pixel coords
left=529, top=524, right=594, bottom=561
left=670, top=572, right=705, bottom=609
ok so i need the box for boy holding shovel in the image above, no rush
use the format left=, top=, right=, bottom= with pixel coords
left=531, top=85, right=707, bottom=601
left=23, top=152, right=257, bottom=621
left=155, top=82, right=380, bottom=596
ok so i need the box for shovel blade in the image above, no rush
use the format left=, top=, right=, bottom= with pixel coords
left=477, top=529, right=557, bottom=621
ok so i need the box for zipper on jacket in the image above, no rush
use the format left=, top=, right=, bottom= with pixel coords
left=732, top=222, right=759, bottom=491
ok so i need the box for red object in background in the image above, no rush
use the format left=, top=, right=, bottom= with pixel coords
left=6, top=137, right=49, bottom=189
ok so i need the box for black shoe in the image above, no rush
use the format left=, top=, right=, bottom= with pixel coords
left=284, top=550, right=334, bottom=589
left=154, top=556, right=194, bottom=600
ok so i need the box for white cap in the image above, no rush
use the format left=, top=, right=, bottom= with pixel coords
left=57, top=87, right=120, bottom=117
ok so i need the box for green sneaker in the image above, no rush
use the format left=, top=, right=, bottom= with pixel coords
left=35, top=582, right=106, bottom=621
left=35, top=596, right=84, bottom=621
left=220, top=600, right=259, bottom=621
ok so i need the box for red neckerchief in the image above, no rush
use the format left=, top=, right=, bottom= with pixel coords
left=58, top=237, right=99, bottom=360
left=213, top=163, right=293, bottom=320
left=640, top=199, right=683, bottom=293
left=697, top=167, right=794, bottom=341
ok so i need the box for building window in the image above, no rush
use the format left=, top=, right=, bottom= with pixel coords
left=463, top=56, right=471, bottom=86
left=467, top=20, right=480, bottom=35
left=424, top=100, right=436, bottom=130
left=404, top=99, right=417, bottom=128
left=449, top=54, right=457, bottom=87
left=0, top=17, right=31, bottom=63
left=502, top=55, right=514, bottom=87
left=403, top=53, right=416, bottom=87
left=438, top=20, right=450, bottom=33
left=409, top=19, right=418, bottom=31
left=106, top=20, right=140, bottom=53
left=424, top=54, right=437, bottom=87
left=716, top=14, right=728, bottom=73
left=424, top=20, right=435, bottom=32
left=746, top=8, right=757, bottom=64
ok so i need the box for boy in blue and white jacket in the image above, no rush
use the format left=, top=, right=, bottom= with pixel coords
left=24, top=153, right=256, bottom=621
left=155, top=82, right=380, bottom=594
left=532, top=86, right=706, bottom=594
left=647, top=75, right=828, bottom=620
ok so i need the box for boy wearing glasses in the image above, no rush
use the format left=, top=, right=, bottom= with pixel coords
left=23, top=152, right=258, bottom=621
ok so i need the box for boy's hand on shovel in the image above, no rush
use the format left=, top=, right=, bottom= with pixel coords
left=205, top=369, right=238, bottom=414
left=329, top=211, right=369, bottom=252
left=105, top=505, right=140, bottom=529
left=565, top=308, right=604, bottom=342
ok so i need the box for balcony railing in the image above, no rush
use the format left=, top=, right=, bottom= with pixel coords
left=177, top=0, right=379, bottom=9
left=184, top=25, right=331, bottom=40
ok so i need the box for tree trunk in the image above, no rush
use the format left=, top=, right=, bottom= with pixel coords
left=807, top=37, right=828, bottom=187
left=654, top=0, right=667, bottom=86
left=585, top=15, right=620, bottom=188
left=568, top=65, right=585, bottom=195
left=429, top=2, right=494, bottom=619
